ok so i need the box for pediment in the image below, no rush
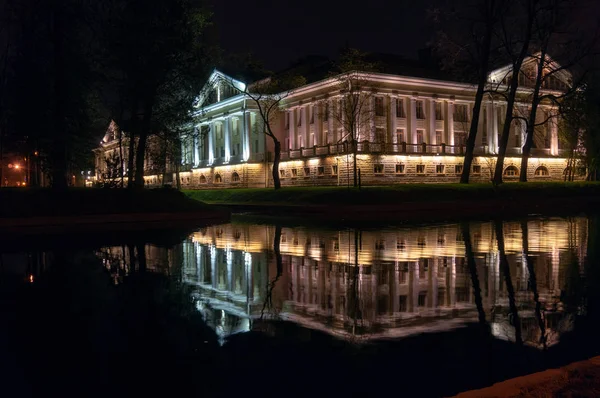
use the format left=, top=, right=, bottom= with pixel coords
left=194, top=70, right=246, bottom=108
left=487, top=53, right=572, bottom=90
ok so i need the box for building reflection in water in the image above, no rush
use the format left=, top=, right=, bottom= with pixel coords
left=98, top=218, right=588, bottom=348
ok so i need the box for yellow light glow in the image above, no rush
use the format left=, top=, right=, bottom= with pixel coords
left=29, top=274, right=34, bottom=283
left=14, top=164, right=20, bottom=169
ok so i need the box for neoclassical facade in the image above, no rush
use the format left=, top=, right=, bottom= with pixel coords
left=94, top=55, right=581, bottom=188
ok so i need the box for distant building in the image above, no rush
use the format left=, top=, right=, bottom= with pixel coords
left=94, top=53, right=582, bottom=188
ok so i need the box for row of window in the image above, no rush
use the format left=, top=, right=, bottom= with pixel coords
left=180, top=172, right=242, bottom=184
left=280, top=165, right=339, bottom=178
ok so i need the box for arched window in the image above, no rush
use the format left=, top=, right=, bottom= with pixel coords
left=534, top=166, right=549, bottom=176
left=199, top=175, right=207, bottom=184
left=214, top=173, right=222, bottom=183
left=231, top=172, right=240, bottom=182
left=503, top=165, right=519, bottom=177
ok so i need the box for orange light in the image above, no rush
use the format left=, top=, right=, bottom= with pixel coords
left=16, top=182, right=20, bottom=186
left=34, top=151, right=38, bottom=156
left=22, top=182, right=26, bottom=187
left=14, top=164, right=20, bottom=169
left=29, top=275, right=34, bottom=283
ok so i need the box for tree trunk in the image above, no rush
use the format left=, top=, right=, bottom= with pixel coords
left=461, top=16, right=493, bottom=184
left=520, top=48, right=547, bottom=182
left=521, top=221, right=546, bottom=348
left=118, top=128, right=124, bottom=188
left=352, top=137, right=358, bottom=188
left=462, top=222, right=487, bottom=326
left=272, top=138, right=281, bottom=189
left=493, top=6, right=534, bottom=185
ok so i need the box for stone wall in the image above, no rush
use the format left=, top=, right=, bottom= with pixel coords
left=142, top=155, right=580, bottom=189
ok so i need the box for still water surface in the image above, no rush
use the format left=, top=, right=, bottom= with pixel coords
left=2, top=215, right=600, bottom=397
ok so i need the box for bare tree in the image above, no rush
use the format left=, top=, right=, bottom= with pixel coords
left=328, top=49, right=380, bottom=187
left=432, top=0, right=508, bottom=183
left=223, top=74, right=305, bottom=190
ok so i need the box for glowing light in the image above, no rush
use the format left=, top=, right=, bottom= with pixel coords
left=28, top=274, right=34, bottom=283
left=14, top=164, right=19, bottom=169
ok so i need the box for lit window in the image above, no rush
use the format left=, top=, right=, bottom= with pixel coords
left=436, top=130, right=443, bottom=144
left=535, top=166, right=549, bottom=176
left=416, top=164, right=425, bottom=174
left=396, top=128, right=405, bottom=144
left=472, top=165, right=481, bottom=174
left=374, top=164, right=384, bottom=174
left=332, top=165, right=338, bottom=175
left=317, top=166, right=324, bottom=176
left=436, top=164, right=445, bottom=174
left=375, top=97, right=384, bottom=116
left=504, top=166, right=518, bottom=176
left=232, top=172, right=240, bottom=182
left=396, top=164, right=405, bottom=174
left=375, top=128, right=385, bottom=143
left=416, top=130, right=424, bottom=144
left=396, top=99, right=406, bottom=118
left=416, top=100, right=425, bottom=119
left=292, top=168, right=298, bottom=177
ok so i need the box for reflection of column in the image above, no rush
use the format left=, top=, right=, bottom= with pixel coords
left=244, top=252, right=253, bottom=303
left=210, top=245, right=217, bottom=289
left=431, top=259, right=438, bottom=308
left=226, top=249, right=232, bottom=292
left=392, top=263, right=400, bottom=312
left=195, top=243, right=203, bottom=282
left=551, top=246, right=560, bottom=291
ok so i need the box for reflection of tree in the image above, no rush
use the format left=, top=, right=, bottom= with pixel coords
left=521, top=221, right=546, bottom=349
left=495, top=220, right=522, bottom=346
left=260, top=225, right=283, bottom=319
left=461, top=222, right=487, bottom=327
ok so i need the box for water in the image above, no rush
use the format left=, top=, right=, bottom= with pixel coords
left=2, top=216, right=600, bottom=397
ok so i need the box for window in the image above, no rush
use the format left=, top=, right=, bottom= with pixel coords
left=374, top=164, right=384, bottom=174
left=416, top=100, right=425, bottom=119
left=332, top=165, right=338, bottom=175
left=292, top=168, right=298, bottom=177
left=285, top=113, right=290, bottom=129
left=435, top=102, right=443, bottom=120
left=310, top=106, right=314, bottom=124
left=436, top=130, right=443, bottom=144
left=416, top=129, right=424, bottom=144
left=436, top=164, right=445, bottom=174
left=396, top=128, right=405, bottom=143
left=375, top=97, right=384, bottom=116
left=455, top=132, right=467, bottom=146
left=375, top=128, right=385, bottom=142
left=416, top=164, right=425, bottom=174
left=304, top=167, right=310, bottom=176
left=214, top=173, right=222, bottom=183
left=396, top=164, right=405, bottom=174
left=279, top=169, right=286, bottom=178
left=544, top=131, right=550, bottom=148
left=199, top=175, right=207, bottom=184
left=396, top=99, right=406, bottom=118
left=324, top=103, right=329, bottom=121
left=254, top=139, right=259, bottom=153
left=231, top=172, right=240, bottom=182
left=472, top=165, right=481, bottom=174
left=454, top=104, right=468, bottom=122
left=317, top=166, right=324, bottom=176
left=504, top=165, right=518, bottom=176
left=236, top=143, right=240, bottom=156
left=535, top=166, right=549, bottom=176
left=220, top=146, right=225, bottom=158
left=297, top=111, right=302, bottom=126
left=397, top=239, right=405, bottom=251
left=455, top=164, right=463, bottom=174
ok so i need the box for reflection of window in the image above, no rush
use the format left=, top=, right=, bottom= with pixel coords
left=399, top=296, right=407, bottom=311
left=396, top=99, right=406, bottom=118
left=375, top=97, right=384, bottom=116
left=416, top=164, right=425, bottom=174
left=396, top=164, right=405, bottom=174
left=374, top=164, right=384, bottom=174
left=397, top=239, right=405, bottom=251
left=416, top=100, right=425, bottom=119
left=418, top=294, right=426, bottom=307
left=332, top=238, right=339, bottom=251
left=375, top=240, right=385, bottom=250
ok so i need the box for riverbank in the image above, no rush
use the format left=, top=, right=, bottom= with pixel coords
left=184, top=182, right=600, bottom=222
left=0, top=188, right=230, bottom=232
left=455, top=356, right=600, bottom=397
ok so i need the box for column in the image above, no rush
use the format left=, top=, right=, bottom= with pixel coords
left=289, top=109, right=296, bottom=150
left=486, top=102, right=495, bottom=152
left=193, top=134, right=200, bottom=166
left=315, top=103, right=323, bottom=146
left=302, top=105, right=310, bottom=147
left=550, top=109, right=559, bottom=155
left=208, top=122, right=215, bottom=164
left=520, top=114, right=527, bottom=151
left=388, top=97, right=397, bottom=147
left=224, top=117, right=231, bottom=163
left=328, top=100, right=335, bottom=144
left=428, top=99, right=436, bottom=144
left=243, top=111, right=251, bottom=160
left=408, top=97, right=417, bottom=144
left=447, top=101, right=455, bottom=146
left=369, top=96, right=376, bottom=142
left=492, top=104, right=499, bottom=153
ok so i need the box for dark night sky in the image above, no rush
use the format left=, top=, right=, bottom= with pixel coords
left=208, top=0, right=440, bottom=71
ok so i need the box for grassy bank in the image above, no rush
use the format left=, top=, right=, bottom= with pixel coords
left=0, top=188, right=227, bottom=219
left=183, top=182, right=600, bottom=206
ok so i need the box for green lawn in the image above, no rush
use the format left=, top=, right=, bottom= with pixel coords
left=183, top=182, right=600, bottom=206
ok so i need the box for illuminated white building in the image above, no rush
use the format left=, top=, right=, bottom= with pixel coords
left=95, top=54, right=580, bottom=187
